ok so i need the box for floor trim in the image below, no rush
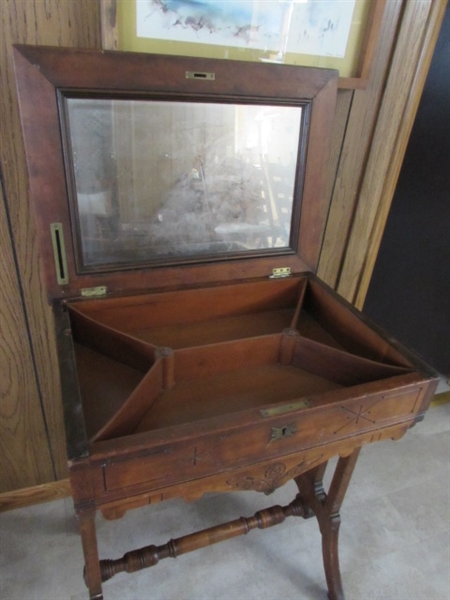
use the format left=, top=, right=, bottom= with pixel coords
left=431, top=390, right=450, bottom=408
left=0, top=479, right=71, bottom=513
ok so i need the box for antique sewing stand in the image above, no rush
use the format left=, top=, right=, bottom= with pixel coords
left=14, top=45, right=438, bottom=600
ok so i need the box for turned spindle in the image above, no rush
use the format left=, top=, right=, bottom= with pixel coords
left=98, top=496, right=306, bottom=583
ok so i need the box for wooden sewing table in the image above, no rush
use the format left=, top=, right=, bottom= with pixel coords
left=13, top=45, right=438, bottom=600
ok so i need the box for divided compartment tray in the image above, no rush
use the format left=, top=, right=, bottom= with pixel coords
left=69, top=276, right=414, bottom=443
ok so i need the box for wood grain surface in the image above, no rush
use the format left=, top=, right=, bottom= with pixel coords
left=0, top=479, right=71, bottom=513
left=0, top=172, right=55, bottom=491
left=0, top=1, right=102, bottom=489
left=317, top=0, right=404, bottom=291
left=0, top=0, right=445, bottom=500
left=344, top=0, right=448, bottom=308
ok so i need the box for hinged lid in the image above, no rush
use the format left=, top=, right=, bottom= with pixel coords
left=13, top=45, right=338, bottom=301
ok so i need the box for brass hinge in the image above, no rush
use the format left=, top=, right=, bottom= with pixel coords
left=81, top=286, right=107, bottom=298
left=269, top=267, right=291, bottom=279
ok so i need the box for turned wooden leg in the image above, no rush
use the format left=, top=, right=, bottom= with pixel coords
left=295, top=448, right=361, bottom=600
left=320, top=513, right=343, bottom=600
left=77, top=507, right=103, bottom=600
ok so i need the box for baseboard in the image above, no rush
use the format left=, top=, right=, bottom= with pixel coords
left=431, top=390, right=450, bottom=408
left=0, top=479, right=71, bottom=513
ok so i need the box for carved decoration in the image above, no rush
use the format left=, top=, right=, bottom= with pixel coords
left=226, top=455, right=327, bottom=495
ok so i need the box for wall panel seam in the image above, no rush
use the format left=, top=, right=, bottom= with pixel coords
left=0, top=161, right=57, bottom=480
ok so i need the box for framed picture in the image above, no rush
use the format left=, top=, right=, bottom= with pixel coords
left=101, top=0, right=386, bottom=89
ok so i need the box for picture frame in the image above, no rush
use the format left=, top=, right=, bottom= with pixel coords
left=101, top=0, right=386, bottom=89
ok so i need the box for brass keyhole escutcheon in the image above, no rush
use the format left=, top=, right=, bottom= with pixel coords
left=270, top=424, right=297, bottom=442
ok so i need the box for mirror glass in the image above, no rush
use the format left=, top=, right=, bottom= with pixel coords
left=65, top=97, right=303, bottom=269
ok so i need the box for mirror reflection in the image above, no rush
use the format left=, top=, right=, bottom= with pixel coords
left=66, top=98, right=302, bottom=269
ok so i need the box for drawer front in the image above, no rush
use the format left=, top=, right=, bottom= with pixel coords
left=94, top=383, right=426, bottom=498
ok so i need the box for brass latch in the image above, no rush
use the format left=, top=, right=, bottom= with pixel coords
left=260, top=399, right=310, bottom=418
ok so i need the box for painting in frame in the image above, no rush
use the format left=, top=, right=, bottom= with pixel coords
left=101, top=0, right=386, bottom=88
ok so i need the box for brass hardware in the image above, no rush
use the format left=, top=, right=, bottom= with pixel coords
left=50, top=223, right=69, bottom=285
left=81, top=286, right=107, bottom=298
left=186, top=71, right=215, bottom=81
left=269, top=267, right=291, bottom=279
left=260, top=399, right=310, bottom=418
left=270, top=424, right=297, bottom=441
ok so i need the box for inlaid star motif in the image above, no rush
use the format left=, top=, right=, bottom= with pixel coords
left=333, top=400, right=380, bottom=434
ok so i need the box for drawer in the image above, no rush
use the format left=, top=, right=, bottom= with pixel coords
left=92, top=382, right=426, bottom=498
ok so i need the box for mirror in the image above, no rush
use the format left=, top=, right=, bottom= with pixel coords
left=64, top=97, right=303, bottom=270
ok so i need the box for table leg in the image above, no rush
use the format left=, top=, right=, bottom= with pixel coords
left=77, top=507, right=103, bottom=600
left=295, top=448, right=361, bottom=600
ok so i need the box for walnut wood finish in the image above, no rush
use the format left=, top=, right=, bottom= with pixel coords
left=13, top=45, right=337, bottom=300
left=65, top=271, right=436, bottom=600
left=2, top=1, right=445, bottom=505
left=78, top=507, right=103, bottom=600
left=92, top=449, right=357, bottom=600
left=62, top=275, right=437, bottom=600
left=0, top=0, right=446, bottom=498
left=12, top=42, right=440, bottom=600
left=98, top=496, right=306, bottom=582
left=296, top=450, right=361, bottom=600
left=76, top=447, right=367, bottom=600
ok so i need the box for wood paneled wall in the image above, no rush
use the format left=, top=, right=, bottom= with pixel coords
left=0, top=0, right=446, bottom=500
left=0, top=1, right=102, bottom=492
left=331, top=0, right=448, bottom=309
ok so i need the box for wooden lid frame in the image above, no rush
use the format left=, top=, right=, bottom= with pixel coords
left=13, top=45, right=338, bottom=301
